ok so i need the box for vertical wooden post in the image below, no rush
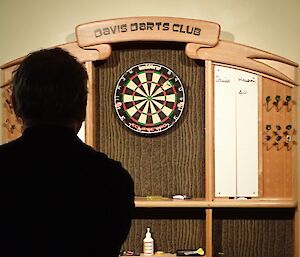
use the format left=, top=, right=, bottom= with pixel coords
left=85, top=61, right=96, bottom=148
left=293, top=71, right=298, bottom=257
left=295, top=208, right=298, bottom=257
left=258, top=75, right=264, bottom=197
left=205, top=60, right=214, bottom=257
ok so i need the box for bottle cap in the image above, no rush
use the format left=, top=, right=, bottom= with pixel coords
left=146, top=227, right=151, bottom=238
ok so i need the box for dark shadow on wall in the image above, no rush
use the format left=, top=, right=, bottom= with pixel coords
left=220, top=31, right=234, bottom=42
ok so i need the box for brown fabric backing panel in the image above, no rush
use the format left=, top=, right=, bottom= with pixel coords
left=93, top=43, right=205, bottom=252
left=213, top=209, right=294, bottom=257
left=124, top=208, right=205, bottom=253
left=94, top=43, right=205, bottom=198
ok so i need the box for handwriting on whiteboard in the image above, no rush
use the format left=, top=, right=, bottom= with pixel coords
left=215, top=75, right=230, bottom=83
left=238, top=89, right=247, bottom=95
left=238, top=77, right=256, bottom=83
left=215, top=76, right=256, bottom=85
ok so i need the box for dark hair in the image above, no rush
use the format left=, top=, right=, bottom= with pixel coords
left=12, top=47, right=88, bottom=126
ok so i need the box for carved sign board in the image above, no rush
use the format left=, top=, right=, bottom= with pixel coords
left=76, top=16, right=220, bottom=47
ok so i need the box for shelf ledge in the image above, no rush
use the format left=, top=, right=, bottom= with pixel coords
left=134, top=197, right=297, bottom=208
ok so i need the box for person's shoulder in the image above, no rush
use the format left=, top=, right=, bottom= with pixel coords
left=0, top=137, right=23, bottom=155
left=95, top=151, right=131, bottom=180
left=79, top=142, right=114, bottom=164
left=0, top=138, right=24, bottom=171
left=80, top=142, right=130, bottom=176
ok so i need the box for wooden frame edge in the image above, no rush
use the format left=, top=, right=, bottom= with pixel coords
left=85, top=61, right=96, bottom=148
left=205, top=60, right=214, bottom=201
left=186, top=41, right=299, bottom=87
left=205, top=209, right=213, bottom=257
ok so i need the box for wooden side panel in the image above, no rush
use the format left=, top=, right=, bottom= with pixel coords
left=1, top=66, right=22, bottom=143
left=262, top=77, right=297, bottom=198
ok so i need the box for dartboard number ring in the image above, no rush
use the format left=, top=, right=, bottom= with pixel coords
left=114, top=62, right=185, bottom=136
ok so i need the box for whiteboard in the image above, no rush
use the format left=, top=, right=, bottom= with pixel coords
left=214, top=65, right=258, bottom=197
left=214, top=66, right=237, bottom=197
left=235, top=69, right=258, bottom=196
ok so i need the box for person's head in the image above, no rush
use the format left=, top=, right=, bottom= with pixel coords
left=12, top=47, right=88, bottom=132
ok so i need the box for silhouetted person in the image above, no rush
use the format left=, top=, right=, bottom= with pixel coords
left=0, top=48, right=135, bottom=257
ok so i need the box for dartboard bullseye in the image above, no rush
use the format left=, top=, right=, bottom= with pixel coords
left=114, top=62, right=185, bottom=135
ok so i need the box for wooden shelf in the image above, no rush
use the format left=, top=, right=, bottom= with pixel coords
left=122, top=253, right=208, bottom=257
left=122, top=254, right=176, bottom=257
left=134, top=197, right=297, bottom=208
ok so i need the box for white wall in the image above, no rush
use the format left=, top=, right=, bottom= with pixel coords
left=1, top=0, right=300, bottom=247
left=1, top=0, right=299, bottom=65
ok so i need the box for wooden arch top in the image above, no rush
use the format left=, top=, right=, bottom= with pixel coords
left=1, top=16, right=298, bottom=87
left=75, top=16, right=221, bottom=47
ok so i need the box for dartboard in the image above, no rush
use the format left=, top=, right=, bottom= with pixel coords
left=114, top=62, right=185, bottom=135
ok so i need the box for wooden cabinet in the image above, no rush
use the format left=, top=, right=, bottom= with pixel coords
left=1, top=17, right=298, bottom=257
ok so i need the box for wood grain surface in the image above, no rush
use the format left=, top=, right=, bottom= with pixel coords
left=261, top=78, right=297, bottom=198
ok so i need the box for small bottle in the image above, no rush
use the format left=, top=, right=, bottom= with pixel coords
left=143, top=227, right=154, bottom=255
